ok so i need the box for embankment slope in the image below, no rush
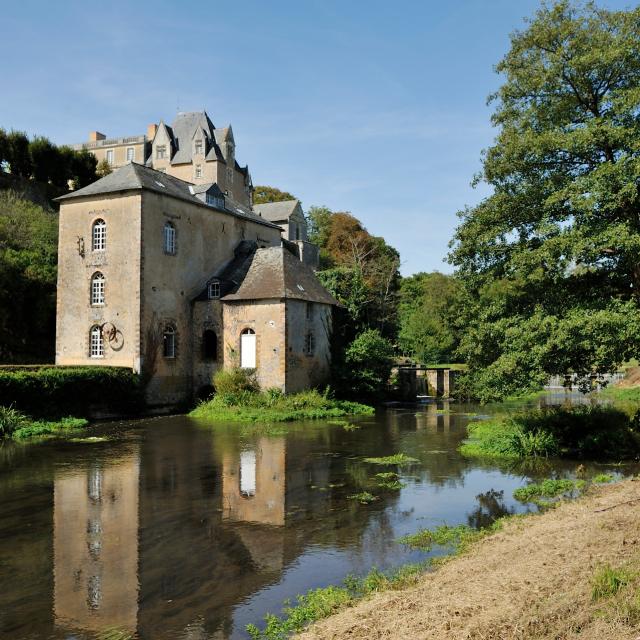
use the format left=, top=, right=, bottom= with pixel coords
left=298, top=478, right=640, bottom=640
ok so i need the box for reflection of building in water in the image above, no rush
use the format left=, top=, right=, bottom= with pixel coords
left=53, top=456, right=139, bottom=635
left=415, top=402, right=451, bottom=431
left=222, top=438, right=286, bottom=526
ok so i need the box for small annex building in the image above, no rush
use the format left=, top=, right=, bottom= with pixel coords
left=54, top=161, right=337, bottom=409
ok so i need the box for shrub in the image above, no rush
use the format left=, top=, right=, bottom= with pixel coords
left=0, top=405, right=29, bottom=438
left=213, top=367, right=259, bottom=396
left=0, top=366, right=141, bottom=418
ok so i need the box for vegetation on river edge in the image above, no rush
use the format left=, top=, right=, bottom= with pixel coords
left=190, top=370, right=373, bottom=422
left=460, top=405, right=640, bottom=461
left=248, top=520, right=506, bottom=639
left=0, top=405, right=87, bottom=440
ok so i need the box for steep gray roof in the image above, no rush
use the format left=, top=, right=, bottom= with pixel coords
left=222, top=244, right=337, bottom=304
left=55, top=163, right=279, bottom=230
left=253, top=200, right=302, bottom=222
left=170, top=111, right=216, bottom=165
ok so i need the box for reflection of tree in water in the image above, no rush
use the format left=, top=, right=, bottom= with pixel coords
left=467, top=489, right=515, bottom=530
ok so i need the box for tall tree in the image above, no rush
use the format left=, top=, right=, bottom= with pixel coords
left=449, top=0, right=640, bottom=401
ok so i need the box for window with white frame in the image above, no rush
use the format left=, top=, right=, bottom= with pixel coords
left=208, top=281, right=220, bottom=299
left=195, top=164, right=202, bottom=179
left=164, top=222, right=176, bottom=255
left=91, top=272, right=105, bottom=306
left=163, top=325, right=176, bottom=358
left=92, top=219, right=106, bottom=251
left=195, top=139, right=203, bottom=155
left=126, top=147, right=134, bottom=162
left=106, top=150, right=114, bottom=165
left=90, top=325, right=104, bottom=358
left=156, top=145, right=166, bottom=159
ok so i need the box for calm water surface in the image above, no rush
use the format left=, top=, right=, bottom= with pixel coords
left=0, top=395, right=632, bottom=639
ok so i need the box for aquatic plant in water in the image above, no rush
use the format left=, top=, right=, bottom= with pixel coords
left=363, top=453, right=419, bottom=466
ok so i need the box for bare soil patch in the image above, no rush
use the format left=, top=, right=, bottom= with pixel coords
left=298, top=478, right=640, bottom=640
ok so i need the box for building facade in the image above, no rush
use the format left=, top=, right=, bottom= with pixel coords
left=55, top=161, right=336, bottom=409
left=71, top=111, right=253, bottom=207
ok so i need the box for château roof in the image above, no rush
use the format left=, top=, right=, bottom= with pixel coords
left=193, top=241, right=338, bottom=305
left=55, top=163, right=278, bottom=230
left=222, top=244, right=338, bottom=304
left=170, top=111, right=217, bottom=165
left=253, top=200, right=303, bottom=222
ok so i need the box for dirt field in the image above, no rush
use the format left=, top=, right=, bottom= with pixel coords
left=298, top=478, right=640, bottom=640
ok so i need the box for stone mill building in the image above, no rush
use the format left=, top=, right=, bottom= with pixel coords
left=56, top=111, right=337, bottom=409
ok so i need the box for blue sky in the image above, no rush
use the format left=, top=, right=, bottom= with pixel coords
left=1, top=0, right=633, bottom=274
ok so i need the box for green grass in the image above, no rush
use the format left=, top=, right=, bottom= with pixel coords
left=348, top=491, right=378, bottom=504
left=592, top=564, right=635, bottom=600
left=593, top=473, right=615, bottom=483
left=190, top=389, right=374, bottom=423
left=397, top=523, right=496, bottom=552
left=0, top=405, right=88, bottom=441
left=363, top=453, right=419, bottom=466
left=246, top=562, right=429, bottom=639
left=460, top=405, right=640, bottom=461
left=513, top=478, right=585, bottom=503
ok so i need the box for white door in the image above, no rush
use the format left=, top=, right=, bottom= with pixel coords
left=240, top=331, right=256, bottom=368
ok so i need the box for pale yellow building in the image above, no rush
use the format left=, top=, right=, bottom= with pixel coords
left=71, top=110, right=253, bottom=208
left=55, top=158, right=336, bottom=409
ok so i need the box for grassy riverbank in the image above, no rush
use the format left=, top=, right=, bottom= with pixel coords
left=0, top=406, right=88, bottom=440
left=291, top=477, right=640, bottom=640
left=459, top=405, right=640, bottom=461
left=190, top=389, right=374, bottom=423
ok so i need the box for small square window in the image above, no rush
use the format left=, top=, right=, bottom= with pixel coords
left=208, top=281, right=220, bottom=299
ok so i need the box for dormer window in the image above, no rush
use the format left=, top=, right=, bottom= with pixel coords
left=195, top=164, right=202, bottom=179
left=208, top=281, right=220, bottom=299
left=195, top=139, right=203, bottom=155
left=206, top=194, right=224, bottom=208
left=156, top=145, right=166, bottom=159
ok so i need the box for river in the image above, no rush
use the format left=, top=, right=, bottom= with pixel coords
left=0, top=394, right=633, bottom=639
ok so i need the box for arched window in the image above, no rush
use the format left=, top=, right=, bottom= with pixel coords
left=163, top=325, right=176, bottom=358
left=164, top=222, right=176, bottom=255
left=240, top=328, right=256, bottom=369
left=90, top=325, right=103, bottom=358
left=90, top=272, right=105, bottom=306
left=92, top=219, right=106, bottom=251
left=203, top=330, right=218, bottom=360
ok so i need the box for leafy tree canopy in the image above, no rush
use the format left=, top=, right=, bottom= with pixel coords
left=398, top=272, right=462, bottom=364
left=448, top=0, right=640, bottom=401
left=253, top=185, right=296, bottom=204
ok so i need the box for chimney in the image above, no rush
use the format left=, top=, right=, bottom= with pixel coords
left=147, top=123, right=158, bottom=140
left=89, top=131, right=106, bottom=142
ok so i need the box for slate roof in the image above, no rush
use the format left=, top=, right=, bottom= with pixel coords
left=55, top=163, right=279, bottom=230
left=170, top=112, right=216, bottom=165
left=253, top=200, right=302, bottom=222
left=222, top=244, right=338, bottom=304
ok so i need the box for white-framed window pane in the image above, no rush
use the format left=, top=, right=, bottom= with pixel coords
left=90, top=326, right=103, bottom=358
left=208, top=281, right=220, bottom=299
left=92, top=219, right=106, bottom=251
left=164, top=223, right=176, bottom=254
left=195, top=164, right=202, bottom=178
left=91, top=273, right=105, bottom=305
left=106, top=150, right=113, bottom=165
left=126, top=147, right=134, bottom=161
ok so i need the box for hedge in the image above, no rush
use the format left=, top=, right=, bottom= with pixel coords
left=0, top=366, right=142, bottom=418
